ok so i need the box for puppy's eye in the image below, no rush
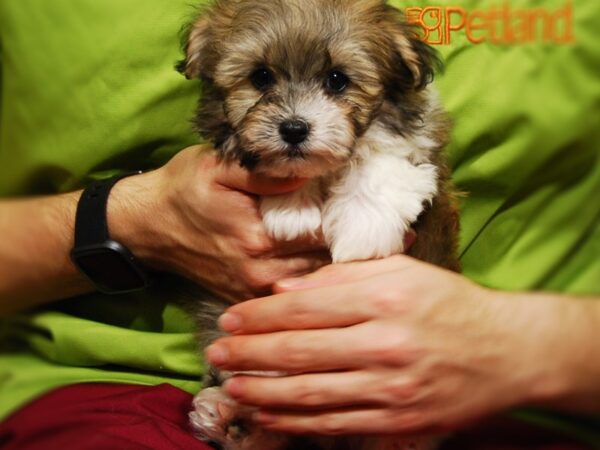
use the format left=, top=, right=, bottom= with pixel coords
left=326, top=70, right=349, bottom=93
left=250, top=67, right=275, bottom=91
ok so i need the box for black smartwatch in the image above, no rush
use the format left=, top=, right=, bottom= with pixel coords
left=70, top=172, right=151, bottom=294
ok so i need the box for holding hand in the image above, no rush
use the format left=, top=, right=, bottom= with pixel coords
left=205, top=256, right=595, bottom=436
left=109, top=145, right=330, bottom=301
left=0, top=145, right=329, bottom=311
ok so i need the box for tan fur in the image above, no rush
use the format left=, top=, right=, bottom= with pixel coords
left=409, top=156, right=462, bottom=272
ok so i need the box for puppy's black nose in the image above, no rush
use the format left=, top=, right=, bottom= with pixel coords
left=279, top=119, right=309, bottom=145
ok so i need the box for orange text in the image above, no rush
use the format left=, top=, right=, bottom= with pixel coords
left=406, top=2, right=575, bottom=45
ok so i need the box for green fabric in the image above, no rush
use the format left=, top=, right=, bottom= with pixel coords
left=0, top=0, right=205, bottom=414
left=0, top=0, right=599, bottom=446
left=0, top=0, right=200, bottom=195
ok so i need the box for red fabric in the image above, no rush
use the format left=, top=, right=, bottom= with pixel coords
left=0, top=383, right=212, bottom=450
left=0, top=383, right=590, bottom=450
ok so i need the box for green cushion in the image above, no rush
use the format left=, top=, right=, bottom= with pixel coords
left=0, top=0, right=598, bottom=445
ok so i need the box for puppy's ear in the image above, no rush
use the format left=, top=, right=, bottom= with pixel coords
left=176, top=16, right=212, bottom=79
left=392, top=30, right=441, bottom=90
left=383, top=8, right=442, bottom=91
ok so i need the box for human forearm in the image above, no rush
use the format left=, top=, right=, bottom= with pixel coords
left=0, top=146, right=328, bottom=315
left=0, top=192, right=92, bottom=313
left=0, top=170, right=169, bottom=313
left=0, top=169, right=167, bottom=313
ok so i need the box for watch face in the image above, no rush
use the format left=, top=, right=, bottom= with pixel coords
left=72, top=243, right=148, bottom=293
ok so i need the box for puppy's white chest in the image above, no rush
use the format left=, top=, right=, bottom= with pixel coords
left=260, top=126, right=439, bottom=263
left=260, top=180, right=324, bottom=242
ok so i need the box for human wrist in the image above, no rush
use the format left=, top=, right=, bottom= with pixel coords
left=489, top=290, right=600, bottom=413
left=473, top=289, right=561, bottom=411
left=528, top=295, right=600, bottom=412
left=106, top=169, right=172, bottom=271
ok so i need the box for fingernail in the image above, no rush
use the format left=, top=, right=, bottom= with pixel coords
left=253, top=411, right=277, bottom=425
left=223, top=378, right=243, bottom=398
left=404, top=229, right=417, bottom=251
left=276, top=278, right=304, bottom=289
left=216, top=401, right=235, bottom=421
left=205, top=344, right=229, bottom=366
left=218, top=313, right=242, bottom=333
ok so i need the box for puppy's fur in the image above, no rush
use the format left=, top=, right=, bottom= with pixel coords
left=178, top=1, right=460, bottom=449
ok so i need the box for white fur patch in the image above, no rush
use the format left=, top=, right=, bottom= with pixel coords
left=295, top=91, right=355, bottom=164
left=355, top=122, right=439, bottom=162
left=322, top=127, right=439, bottom=263
left=261, top=181, right=323, bottom=241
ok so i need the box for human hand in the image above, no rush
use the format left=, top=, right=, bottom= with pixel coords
left=108, top=145, right=330, bottom=301
left=205, top=256, right=568, bottom=436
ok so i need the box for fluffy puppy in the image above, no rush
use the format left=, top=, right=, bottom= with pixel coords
left=178, top=0, right=460, bottom=449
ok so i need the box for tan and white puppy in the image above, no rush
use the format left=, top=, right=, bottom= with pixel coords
left=178, top=1, right=461, bottom=449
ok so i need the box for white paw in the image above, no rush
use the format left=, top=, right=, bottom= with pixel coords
left=190, top=387, right=290, bottom=450
left=330, top=226, right=407, bottom=263
left=323, top=204, right=409, bottom=263
left=322, top=156, right=438, bottom=263
left=190, top=387, right=240, bottom=446
left=260, top=183, right=323, bottom=241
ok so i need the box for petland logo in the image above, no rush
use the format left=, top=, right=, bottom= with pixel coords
left=406, top=2, right=574, bottom=45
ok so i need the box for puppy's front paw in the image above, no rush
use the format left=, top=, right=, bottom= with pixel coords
left=260, top=183, right=323, bottom=241
left=323, top=204, right=409, bottom=263
left=329, top=226, right=408, bottom=263
left=190, top=387, right=290, bottom=450
left=190, top=387, right=239, bottom=446
left=322, top=154, right=438, bottom=263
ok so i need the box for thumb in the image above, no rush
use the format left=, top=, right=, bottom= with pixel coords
left=215, top=162, right=307, bottom=196
left=274, top=253, right=418, bottom=293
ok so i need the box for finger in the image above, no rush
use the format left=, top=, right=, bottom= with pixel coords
left=219, top=280, right=374, bottom=334
left=206, top=329, right=358, bottom=372
left=273, top=254, right=417, bottom=293
left=206, top=322, right=416, bottom=372
left=271, top=251, right=332, bottom=279
left=225, top=372, right=375, bottom=409
left=242, top=252, right=332, bottom=294
left=215, top=162, right=307, bottom=196
left=224, top=370, right=420, bottom=410
left=240, top=251, right=331, bottom=294
left=253, top=406, right=428, bottom=436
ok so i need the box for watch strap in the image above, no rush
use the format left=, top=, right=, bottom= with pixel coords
left=74, top=171, right=142, bottom=248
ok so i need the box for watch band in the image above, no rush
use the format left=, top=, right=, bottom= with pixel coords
left=73, top=171, right=142, bottom=248
left=71, top=171, right=151, bottom=294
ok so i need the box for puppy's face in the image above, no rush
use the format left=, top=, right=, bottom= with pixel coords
left=181, top=0, right=439, bottom=177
